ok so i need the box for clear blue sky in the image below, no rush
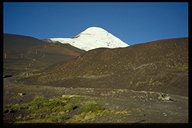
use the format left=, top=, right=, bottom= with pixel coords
left=3, top=2, right=188, bottom=45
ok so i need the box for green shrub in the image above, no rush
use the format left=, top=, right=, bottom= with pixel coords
left=19, top=72, right=41, bottom=78
left=4, top=95, right=131, bottom=123
left=78, top=101, right=105, bottom=114
left=169, top=64, right=188, bottom=72
left=4, top=104, right=21, bottom=112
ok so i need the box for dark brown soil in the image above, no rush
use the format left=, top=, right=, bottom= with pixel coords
left=3, top=36, right=188, bottom=123
left=27, top=38, right=188, bottom=96
left=3, top=77, right=188, bottom=123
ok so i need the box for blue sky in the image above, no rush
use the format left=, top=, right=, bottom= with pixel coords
left=3, top=2, right=188, bottom=45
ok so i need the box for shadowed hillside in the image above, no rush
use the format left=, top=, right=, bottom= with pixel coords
left=29, top=38, right=188, bottom=96
left=3, top=34, right=84, bottom=76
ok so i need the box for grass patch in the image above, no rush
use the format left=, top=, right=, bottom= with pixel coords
left=38, top=75, right=52, bottom=83
left=168, top=63, right=188, bottom=72
left=18, top=72, right=41, bottom=79
left=78, top=100, right=105, bottom=113
left=4, top=103, right=23, bottom=112
left=4, top=95, right=131, bottom=123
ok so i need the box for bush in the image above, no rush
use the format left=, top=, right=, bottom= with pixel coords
left=78, top=101, right=105, bottom=114
left=169, top=64, right=188, bottom=72
left=4, top=95, right=130, bottom=123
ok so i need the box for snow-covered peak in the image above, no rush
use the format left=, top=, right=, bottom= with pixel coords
left=49, top=27, right=129, bottom=51
left=82, top=27, right=108, bottom=35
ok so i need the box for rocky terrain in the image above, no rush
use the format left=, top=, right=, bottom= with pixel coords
left=3, top=77, right=188, bottom=123
left=3, top=33, right=188, bottom=124
left=25, top=38, right=188, bottom=96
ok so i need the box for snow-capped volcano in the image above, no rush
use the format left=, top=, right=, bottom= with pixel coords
left=49, top=27, right=129, bottom=51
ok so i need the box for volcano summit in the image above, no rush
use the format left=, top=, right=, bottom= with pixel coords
left=48, top=27, right=129, bottom=51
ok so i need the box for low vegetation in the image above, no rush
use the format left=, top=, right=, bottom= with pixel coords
left=168, top=63, right=188, bottom=72
left=19, top=71, right=41, bottom=79
left=4, top=95, right=130, bottom=123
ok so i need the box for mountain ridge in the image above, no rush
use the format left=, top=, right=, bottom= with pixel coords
left=3, top=33, right=85, bottom=76
left=49, top=27, right=129, bottom=51
left=23, top=37, right=188, bottom=96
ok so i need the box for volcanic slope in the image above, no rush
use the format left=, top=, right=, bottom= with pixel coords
left=3, top=34, right=84, bottom=76
left=49, top=27, right=129, bottom=51
left=31, top=38, right=188, bottom=96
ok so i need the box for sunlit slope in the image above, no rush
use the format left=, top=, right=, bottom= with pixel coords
left=34, top=38, right=188, bottom=96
